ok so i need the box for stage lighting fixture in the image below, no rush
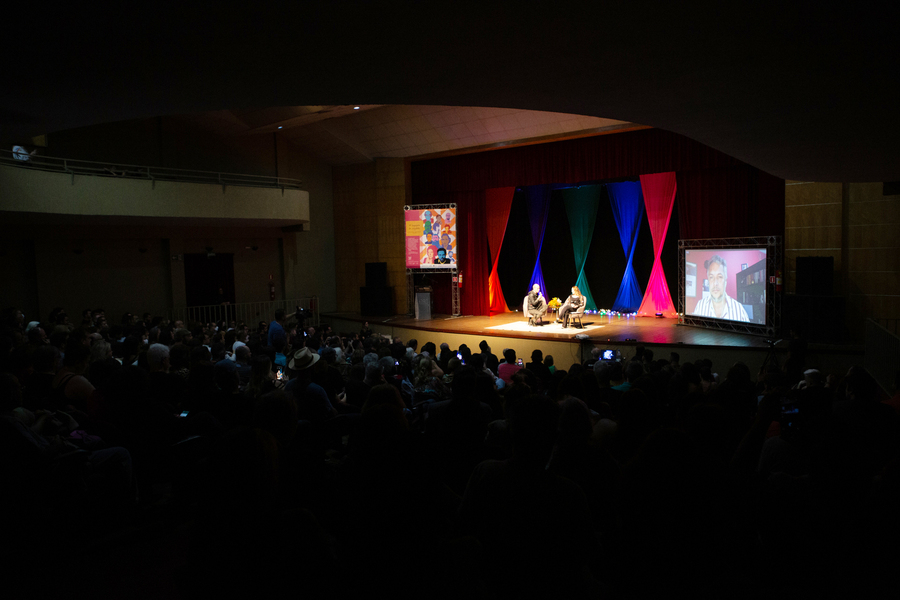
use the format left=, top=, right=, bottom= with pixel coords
left=655, top=312, right=663, bottom=318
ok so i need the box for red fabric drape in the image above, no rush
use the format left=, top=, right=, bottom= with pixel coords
left=485, top=187, right=516, bottom=314
left=637, top=172, right=677, bottom=316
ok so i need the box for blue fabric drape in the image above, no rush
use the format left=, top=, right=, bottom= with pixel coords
left=607, top=181, right=645, bottom=312
left=524, top=185, right=553, bottom=299
left=561, top=185, right=602, bottom=310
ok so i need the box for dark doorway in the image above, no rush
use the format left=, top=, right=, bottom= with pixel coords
left=184, top=253, right=236, bottom=308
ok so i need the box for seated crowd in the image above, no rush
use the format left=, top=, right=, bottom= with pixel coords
left=2, top=305, right=900, bottom=598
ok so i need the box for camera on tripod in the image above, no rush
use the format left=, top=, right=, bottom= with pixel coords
left=294, top=306, right=312, bottom=329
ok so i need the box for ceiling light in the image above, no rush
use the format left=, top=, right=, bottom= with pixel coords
left=353, top=106, right=360, bottom=110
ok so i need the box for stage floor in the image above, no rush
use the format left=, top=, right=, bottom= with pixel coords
left=323, top=311, right=774, bottom=349
left=321, top=312, right=862, bottom=377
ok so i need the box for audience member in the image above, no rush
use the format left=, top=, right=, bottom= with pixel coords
left=267, top=308, right=287, bottom=347
left=498, top=348, right=522, bottom=385
left=284, top=347, right=335, bottom=422
left=3, top=302, right=895, bottom=598
left=479, top=339, right=499, bottom=374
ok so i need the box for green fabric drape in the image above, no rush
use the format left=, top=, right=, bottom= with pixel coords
left=561, top=185, right=602, bottom=310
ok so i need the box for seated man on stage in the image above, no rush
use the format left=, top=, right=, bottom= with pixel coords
left=556, top=286, right=585, bottom=328
left=523, top=284, right=548, bottom=325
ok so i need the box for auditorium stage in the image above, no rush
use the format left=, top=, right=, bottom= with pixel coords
left=328, top=311, right=771, bottom=347
left=322, top=311, right=862, bottom=376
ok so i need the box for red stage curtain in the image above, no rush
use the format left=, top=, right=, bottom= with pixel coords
left=411, top=129, right=743, bottom=195
left=637, top=172, right=677, bottom=316
left=411, top=128, right=784, bottom=316
left=676, top=166, right=785, bottom=239
left=485, top=187, right=516, bottom=314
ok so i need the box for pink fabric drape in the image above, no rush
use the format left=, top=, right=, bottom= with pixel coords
left=638, top=172, right=677, bottom=316
left=485, top=187, right=516, bottom=314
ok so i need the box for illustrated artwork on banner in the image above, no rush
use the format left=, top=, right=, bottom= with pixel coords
left=405, top=207, right=457, bottom=268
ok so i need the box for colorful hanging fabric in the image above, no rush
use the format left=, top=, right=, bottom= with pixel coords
left=607, top=181, right=645, bottom=312
left=637, top=172, right=677, bottom=316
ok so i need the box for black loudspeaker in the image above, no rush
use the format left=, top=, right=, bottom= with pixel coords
left=365, top=262, right=388, bottom=287
left=360, top=286, right=393, bottom=316
left=795, top=256, right=834, bottom=296
left=782, top=294, right=846, bottom=342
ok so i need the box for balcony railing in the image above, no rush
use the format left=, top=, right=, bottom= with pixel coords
left=169, top=298, right=319, bottom=329
left=1, top=148, right=302, bottom=190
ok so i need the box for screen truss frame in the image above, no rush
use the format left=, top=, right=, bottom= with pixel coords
left=678, top=236, right=782, bottom=337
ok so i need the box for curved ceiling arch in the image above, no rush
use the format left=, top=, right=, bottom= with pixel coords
left=4, top=2, right=899, bottom=181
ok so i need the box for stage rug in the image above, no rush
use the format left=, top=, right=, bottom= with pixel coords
left=485, top=320, right=606, bottom=334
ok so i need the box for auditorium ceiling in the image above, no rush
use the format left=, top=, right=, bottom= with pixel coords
left=176, top=105, right=638, bottom=166
left=3, top=2, right=898, bottom=182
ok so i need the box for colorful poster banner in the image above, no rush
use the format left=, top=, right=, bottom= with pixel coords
left=405, top=207, right=457, bottom=268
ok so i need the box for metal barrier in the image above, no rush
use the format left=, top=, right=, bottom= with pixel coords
left=169, top=297, right=319, bottom=329
left=1, top=148, right=303, bottom=190
left=865, top=318, right=900, bottom=394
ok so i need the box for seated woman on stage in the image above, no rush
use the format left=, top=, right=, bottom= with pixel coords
left=556, top=286, right=584, bottom=328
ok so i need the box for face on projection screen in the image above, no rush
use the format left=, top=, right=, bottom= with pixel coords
left=684, top=248, right=767, bottom=324
left=405, top=208, right=457, bottom=268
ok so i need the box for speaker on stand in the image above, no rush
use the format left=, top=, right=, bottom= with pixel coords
left=360, top=262, right=392, bottom=316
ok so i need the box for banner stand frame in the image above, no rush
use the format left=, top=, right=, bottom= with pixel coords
left=407, top=267, right=460, bottom=318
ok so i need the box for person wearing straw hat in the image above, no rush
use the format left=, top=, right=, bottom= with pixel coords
left=284, top=347, right=336, bottom=421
